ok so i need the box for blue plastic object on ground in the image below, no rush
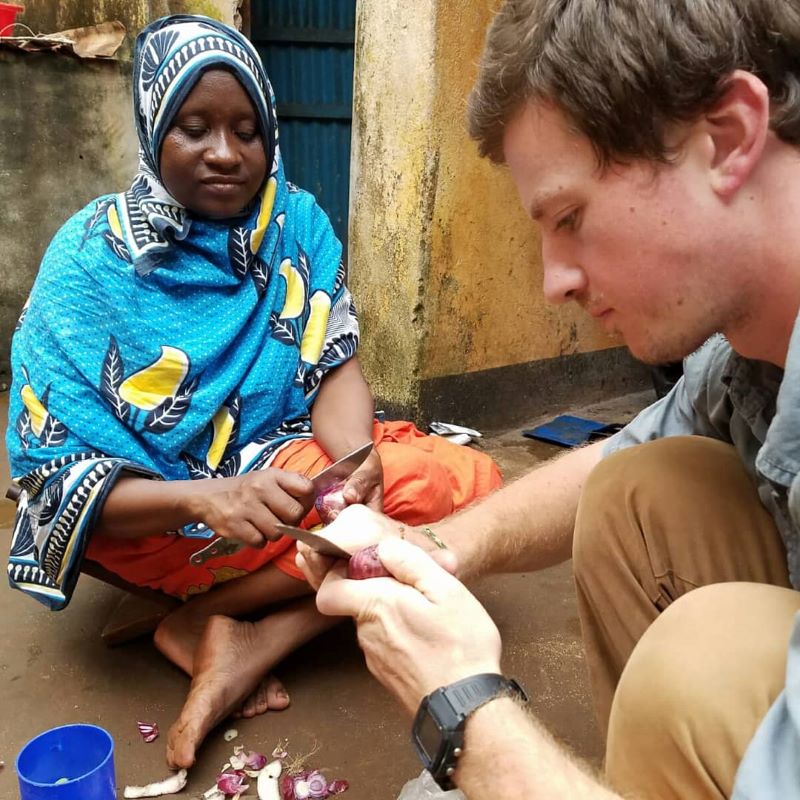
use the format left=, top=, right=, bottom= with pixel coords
left=522, top=415, right=623, bottom=447
left=16, top=724, right=116, bottom=800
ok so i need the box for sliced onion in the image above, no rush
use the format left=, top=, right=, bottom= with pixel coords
left=280, top=770, right=349, bottom=799
left=136, top=721, right=159, bottom=743
left=306, top=771, right=330, bottom=798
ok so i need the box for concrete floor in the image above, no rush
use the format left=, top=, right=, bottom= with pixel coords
left=0, top=388, right=652, bottom=799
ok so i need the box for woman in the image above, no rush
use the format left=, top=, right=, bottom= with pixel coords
left=5, top=15, right=502, bottom=769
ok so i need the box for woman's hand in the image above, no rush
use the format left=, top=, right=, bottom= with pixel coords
left=186, top=468, right=314, bottom=547
left=342, top=449, right=384, bottom=511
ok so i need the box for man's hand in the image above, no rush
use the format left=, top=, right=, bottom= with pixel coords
left=186, top=468, right=314, bottom=547
left=296, top=504, right=400, bottom=589
left=308, top=537, right=502, bottom=715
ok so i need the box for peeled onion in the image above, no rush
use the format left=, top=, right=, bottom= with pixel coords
left=347, top=544, right=391, bottom=580
left=315, top=482, right=347, bottom=524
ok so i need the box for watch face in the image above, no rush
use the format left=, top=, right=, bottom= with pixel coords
left=416, top=709, right=443, bottom=763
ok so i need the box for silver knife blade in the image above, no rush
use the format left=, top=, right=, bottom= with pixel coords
left=275, top=523, right=352, bottom=559
left=311, top=441, right=374, bottom=495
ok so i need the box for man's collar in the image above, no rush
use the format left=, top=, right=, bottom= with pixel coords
left=755, top=308, right=800, bottom=486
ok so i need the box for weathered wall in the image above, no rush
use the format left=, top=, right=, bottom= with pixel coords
left=349, top=0, right=647, bottom=425
left=423, top=2, right=617, bottom=376
left=11, top=0, right=239, bottom=59
left=0, top=0, right=242, bottom=380
left=0, top=50, right=139, bottom=379
left=347, top=1, right=438, bottom=413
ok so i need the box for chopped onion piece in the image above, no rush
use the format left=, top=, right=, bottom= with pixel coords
left=258, top=759, right=283, bottom=800
left=123, top=769, right=188, bottom=798
left=136, top=721, right=159, bottom=743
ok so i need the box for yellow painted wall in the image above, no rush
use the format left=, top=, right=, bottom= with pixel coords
left=421, top=1, right=618, bottom=380
left=349, top=0, right=622, bottom=415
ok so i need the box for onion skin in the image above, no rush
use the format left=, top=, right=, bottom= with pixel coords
left=217, top=771, right=249, bottom=796
left=315, top=482, right=347, bottom=524
left=245, top=751, right=268, bottom=771
left=347, top=544, right=391, bottom=580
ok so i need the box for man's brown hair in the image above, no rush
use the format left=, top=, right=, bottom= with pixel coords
left=467, top=0, right=800, bottom=166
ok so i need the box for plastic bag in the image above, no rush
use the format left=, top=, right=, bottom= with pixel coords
left=396, top=770, right=466, bottom=799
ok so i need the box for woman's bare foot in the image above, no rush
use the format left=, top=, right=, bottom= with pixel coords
left=155, top=605, right=292, bottom=719
left=154, top=606, right=208, bottom=675
left=154, top=563, right=313, bottom=676
left=237, top=674, right=290, bottom=718
left=166, top=600, right=336, bottom=769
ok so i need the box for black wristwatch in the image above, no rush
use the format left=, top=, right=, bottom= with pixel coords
left=411, top=673, right=528, bottom=790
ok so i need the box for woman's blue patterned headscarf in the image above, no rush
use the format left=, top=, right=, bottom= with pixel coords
left=122, top=15, right=278, bottom=273
left=6, top=15, right=359, bottom=609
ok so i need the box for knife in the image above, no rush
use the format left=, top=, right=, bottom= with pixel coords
left=274, top=523, right=352, bottom=560
left=188, top=441, right=373, bottom=566
left=310, top=441, right=374, bottom=495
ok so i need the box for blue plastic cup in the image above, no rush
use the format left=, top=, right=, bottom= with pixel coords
left=16, top=724, right=116, bottom=800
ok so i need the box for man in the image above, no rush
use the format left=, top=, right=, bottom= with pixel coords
left=298, top=0, right=800, bottom=796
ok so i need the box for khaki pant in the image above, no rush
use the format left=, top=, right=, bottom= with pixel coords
left=573, top=436, right=800, bottom=798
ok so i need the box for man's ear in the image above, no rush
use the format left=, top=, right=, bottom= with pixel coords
left=704, top=70, right=770, bottom=199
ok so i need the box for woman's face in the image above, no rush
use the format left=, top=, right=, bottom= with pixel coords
left=160, top=69, right=268, bottom=219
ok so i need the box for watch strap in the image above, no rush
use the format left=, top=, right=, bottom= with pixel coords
left=440, top=672, right=528, bottom=717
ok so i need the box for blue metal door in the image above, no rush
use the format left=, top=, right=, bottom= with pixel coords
left=251, top=1, right=356, bottom=253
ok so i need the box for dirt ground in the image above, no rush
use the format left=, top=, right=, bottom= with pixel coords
left=0, top=388, right=651, bottom=799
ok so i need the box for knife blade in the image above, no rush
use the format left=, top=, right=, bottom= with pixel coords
left=311, top=441, right=374, bottom=495
left=274, top=523, right=352, bottom=559
left=188, top=441, right=373, bottom=566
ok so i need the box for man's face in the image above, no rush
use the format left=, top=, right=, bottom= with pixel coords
left=160, top=69, right=267, bottom=219
left=503, top=101, right=749, bottom=364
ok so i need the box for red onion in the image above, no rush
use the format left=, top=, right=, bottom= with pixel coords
left=244, top=750, right=267, bottom=771
left=280, top=770, right=349, bottom=799
left=315, top=481, right=347, bottom=524
left=347, top=544, right=391, bottom=580
left=217, top=770, right=249, bottom=796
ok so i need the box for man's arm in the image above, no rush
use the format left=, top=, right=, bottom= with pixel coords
left=457, top=698, right=618, bottom=799
left=433, top=439, right=604, bottom=579
left=303, top=438, right=604, bottom=585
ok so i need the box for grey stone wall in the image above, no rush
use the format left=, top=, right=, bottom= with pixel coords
left=0, top=49, right=138, bottom=379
